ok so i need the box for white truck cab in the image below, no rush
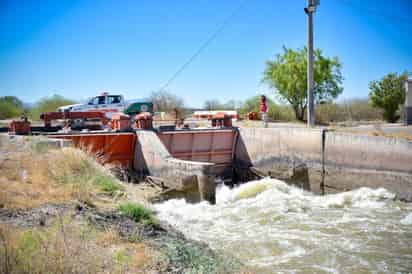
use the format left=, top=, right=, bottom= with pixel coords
left=87, top=94, right=124, bottom=109
left=58, top=93, right=126, bottom=117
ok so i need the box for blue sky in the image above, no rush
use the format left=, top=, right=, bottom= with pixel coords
left=0, top=0, right=411, bottom=107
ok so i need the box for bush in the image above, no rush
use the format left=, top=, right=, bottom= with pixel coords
left=239, top=95, right=296, bottom=121
left=369, top=72, right=409, bottom=123
left=268, top=105, right=296, bottom=121
left=315, top=99, right=382, bottom=124
left=341, top=99, right=382, bottom=121
left=117, top=202, right=157, bottom=225
left=29, top=94, right=75, bottom=120
left=239, top=95, right=267, bottom=115
left=0, top=96, right=24, bottom=119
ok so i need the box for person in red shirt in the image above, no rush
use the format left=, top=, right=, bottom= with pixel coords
left=260, top=95, right=268, bottom=127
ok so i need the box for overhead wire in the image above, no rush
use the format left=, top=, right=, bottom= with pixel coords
left=158, top=0, right=248, bottom=92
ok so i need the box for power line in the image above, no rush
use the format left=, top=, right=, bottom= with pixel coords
left=158, top=0, right=248, bottom=92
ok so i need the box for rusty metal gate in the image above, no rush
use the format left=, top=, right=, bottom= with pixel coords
left=157, top=129, right=237, bottom=172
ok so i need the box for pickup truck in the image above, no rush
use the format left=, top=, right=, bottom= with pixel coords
left=57, top=93, right=153, bottom=118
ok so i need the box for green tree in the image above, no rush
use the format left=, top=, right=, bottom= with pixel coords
left=0, top=96, right=24, bottom=119
left=263, top=46, right=343, bottom=121
left=29, top=95, right=75, bottom=120
left=369, top=72, right=409, bottom=123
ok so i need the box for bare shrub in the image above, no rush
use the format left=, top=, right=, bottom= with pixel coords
left=316, top=99, right=383, bottom=124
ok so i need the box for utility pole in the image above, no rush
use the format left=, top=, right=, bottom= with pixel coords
left=305, top=0, right=319, bottom=127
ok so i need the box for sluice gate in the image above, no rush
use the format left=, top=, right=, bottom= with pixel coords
left=158, top=129, right=237, bottom=176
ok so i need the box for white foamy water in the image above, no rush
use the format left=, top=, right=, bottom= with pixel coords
left=154, top=178, right=412, bottom=273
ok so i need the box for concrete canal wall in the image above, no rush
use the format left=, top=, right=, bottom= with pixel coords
left=324, top=131, right=412, bottom=200
left=235, top=127, right=412, bottom=201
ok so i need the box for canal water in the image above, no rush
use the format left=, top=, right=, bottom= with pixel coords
left=154, top=178, right=412, bottom=273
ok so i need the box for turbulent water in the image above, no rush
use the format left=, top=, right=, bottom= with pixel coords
left=154, top=178, right=412, bottom=273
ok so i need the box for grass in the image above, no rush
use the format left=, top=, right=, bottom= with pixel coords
left=0, top=220, right=104, bottom=274
left=93, top=174, right=124, bottom=196
left=117, top=202, right=157, bottom=225
left=0, top=137, right=125, bottom=209
left=0, top=217, right=156, bottom=274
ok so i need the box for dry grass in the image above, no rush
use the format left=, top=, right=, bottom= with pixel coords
left=369, top=131, right=412, bottom=141
left=0, top=139, right=125, bottom=209
left=333, top=128, right=412, bottom=141
left=0, top=217, right=157, bottom=274
left=0, top=151, right=74, bottom=209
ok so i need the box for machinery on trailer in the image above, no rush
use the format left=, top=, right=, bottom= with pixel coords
left=44, top=92, right=153, bottom=129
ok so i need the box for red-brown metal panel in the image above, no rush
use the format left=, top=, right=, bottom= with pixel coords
left=157, top=129, right=237, bottom=167
left=52, top=133, right=136, bottom=169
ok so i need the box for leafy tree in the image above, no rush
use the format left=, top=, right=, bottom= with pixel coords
left=0, top=96, right=24, bottom=119
left=369, top=72, right=409, bottom=123
left=0, top=101, right=21, bottom=119
left=1, top=96, right=23, bottom=108
left=29, top=94, right=76, bottom=120
left=263, top=46, right=343, bottom=121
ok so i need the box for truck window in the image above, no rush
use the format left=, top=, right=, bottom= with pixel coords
left=108, top=95, right=121, bottom=104
left=90, top=96, right=106, bottom=105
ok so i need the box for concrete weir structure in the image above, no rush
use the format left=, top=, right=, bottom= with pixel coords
left=41, top=125, right=412, bottom=203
